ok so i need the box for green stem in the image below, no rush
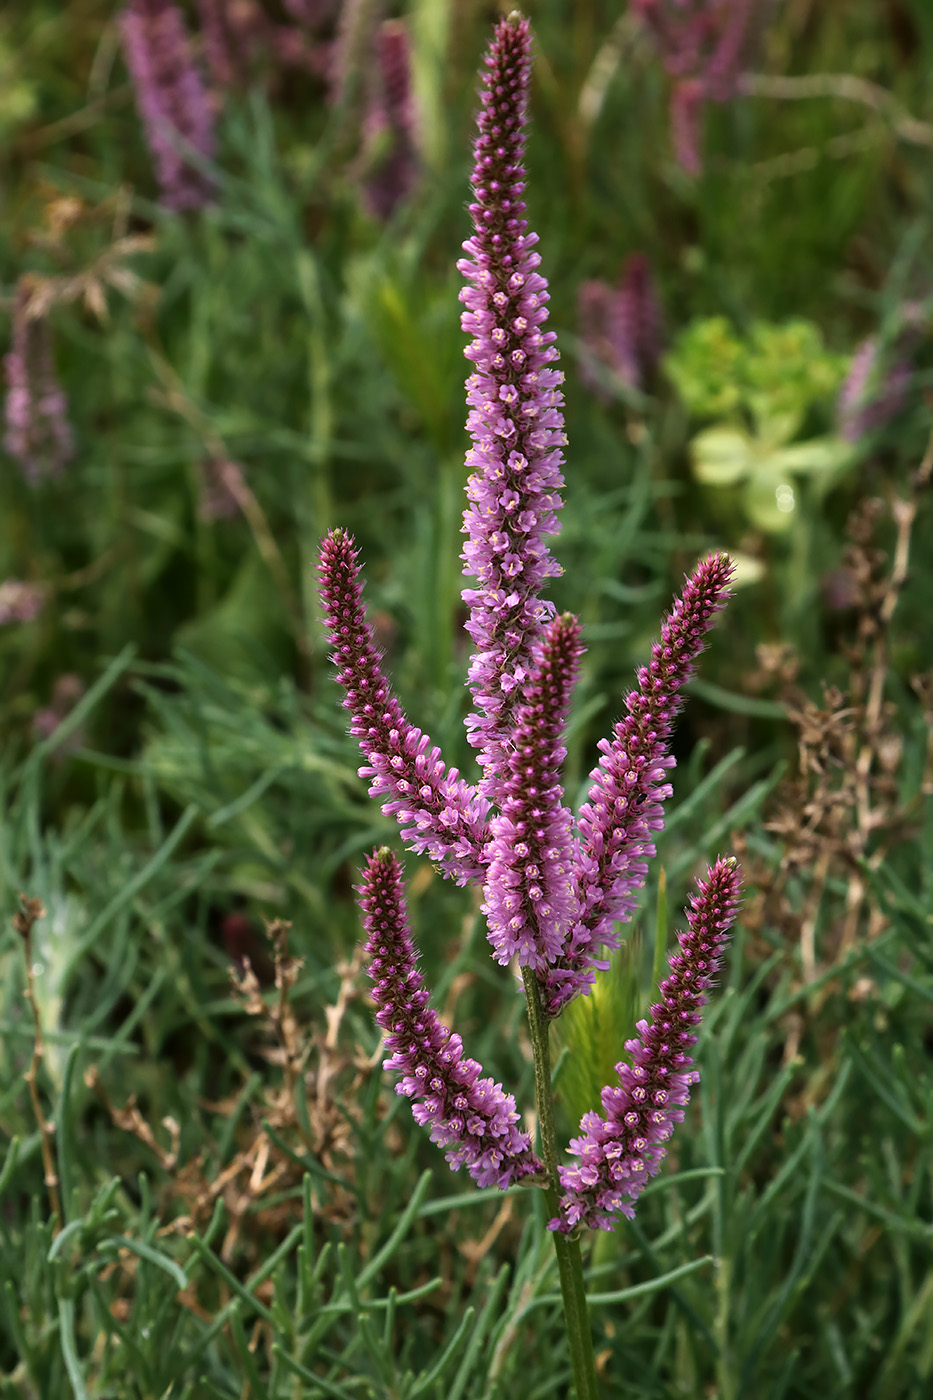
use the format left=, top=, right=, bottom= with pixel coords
left=522, top=968, right=601, bottom=1400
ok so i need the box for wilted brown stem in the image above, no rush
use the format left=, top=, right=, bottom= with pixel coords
left=12, top=895, right=62, bottom=1232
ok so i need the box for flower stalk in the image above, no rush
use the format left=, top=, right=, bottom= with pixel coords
left=318, top=13, right=743, bottom=1397
left=522, top=966, right=600, bottom=1399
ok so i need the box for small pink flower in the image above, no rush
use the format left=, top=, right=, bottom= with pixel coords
left=0, top=579, right=46, bottom=626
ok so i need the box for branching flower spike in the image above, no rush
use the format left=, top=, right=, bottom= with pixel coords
left=318, top=15, right=741, bottom=1271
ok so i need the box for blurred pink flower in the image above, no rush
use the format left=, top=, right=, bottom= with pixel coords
left=837, top=303, right=926, bottom=443
left=33, top=674, right=86, bottom=753
left=0, top=580, right=46, bottom=626
left=359, top=19, right=420, bottom=219
left=4, top=286, right=74, bottom=483
left=198, top=458, right=247, bottom=522
left=197, top=0, right=271, bottom=90
left=196, top=0, right=333, bottom=91
left=120, top=0, right=215, bottom=210
left=578, top=254, right=664, bottom=397
left=633, top=0, right=761, bottom=174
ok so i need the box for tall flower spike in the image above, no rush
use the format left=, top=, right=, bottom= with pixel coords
left=458, top=14, right=567, bottom=800
left=483, top=612, right=583, bottom=970
left=120, top=0, right=215, bottom=211
left=544, top=552, right=734, bottom=1016
left=361, top=847, right=544, bottom=1188
left=318, top=529, right=489, bottom=886
left=551, top=856, right=742, bottom=1234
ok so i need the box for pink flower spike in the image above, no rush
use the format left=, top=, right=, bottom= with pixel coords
left=482, top=613, right=583, bottom=971
left=544, top=551, right=734, bottom=1017
left=120, top=0, right=215, bottom=211
left=458, top=14, right=568, bottom=800
left=550, top=856, right=742, bottom=1234
left=317, top=529, right=490, bottom=887
left=578, top=254, right=664, bottom=398
left=3, top=287, right=74, bottom=484
left=360, top=847, right=544, bottom=1189
left=837, top=330, right=916, bottom=444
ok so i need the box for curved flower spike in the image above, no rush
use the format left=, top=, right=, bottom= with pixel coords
left=458, top=13, right=568, bottom=800
left=544, top=551, right=734, bottom=1016
left=318, top=529, right=489, bottom=887
left=360, top=847, right=545, bottom=1188
left=550, top=855, right=742, bottom=1234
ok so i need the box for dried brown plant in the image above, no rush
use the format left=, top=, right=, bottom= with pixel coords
left=737, top=435, right=933, bottom=1075
left=87, top=922, right=371, bottom=1275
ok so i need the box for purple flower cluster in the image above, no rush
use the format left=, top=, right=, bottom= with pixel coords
left=360, top=847, right=544, bottom=1188
left=318, top=14, right=740, bottom=1233
left=197, top=0, right=269, bottom=90
left=120, top=0, right=215, bottom=211
left=126, top=2, right=419, bottom=217
left=633, top=0, right=759, bottom=174
left=578, top=253, right=664, bottom=398
left=359, top=19, right=420, bottom=220
left=3, top=285, right=74, bottom=483
left=837, top=303, right=925, bottom=443
left=552, top=857, right=742, bottom=1233
left=196, top=0, right=332, bottom=92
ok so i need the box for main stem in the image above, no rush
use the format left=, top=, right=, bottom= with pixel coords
left=522, top=968, right=600, bottom=1400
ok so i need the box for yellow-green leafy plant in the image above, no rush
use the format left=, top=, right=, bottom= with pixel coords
left=665, top=317, right=852, bottom=533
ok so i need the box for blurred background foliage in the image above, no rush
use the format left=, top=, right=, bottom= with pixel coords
left=1, top=1, right=932, bottom=1397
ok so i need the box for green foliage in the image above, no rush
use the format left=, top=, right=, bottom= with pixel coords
left=665, top=316, right=855, bottom=533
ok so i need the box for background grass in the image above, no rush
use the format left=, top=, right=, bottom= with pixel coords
left=1, top=1, right=932, bottom=1396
